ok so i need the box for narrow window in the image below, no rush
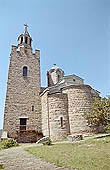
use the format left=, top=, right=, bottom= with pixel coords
left=23, top=66, right=28, bottom=77
left=32, top=105, right=34, bottom=111
left=21, top=37, right=23, bottom=44
left=60, top=117, right=63, bottom=128
left=25, top=37, right=28, bottom=44
left=58, top=74, right=60, bottom=82
left=29, top=39, right=32, bottom=46
left=73, top=79, right=75, bottom=81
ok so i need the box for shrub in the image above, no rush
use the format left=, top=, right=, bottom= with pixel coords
left=105, top=123, right=110, bottom=133
left=42, top=138, right=52, bottom=146
left=83, top=97, right=110, bottom=133
left=1, top=138, right=19, bottom=149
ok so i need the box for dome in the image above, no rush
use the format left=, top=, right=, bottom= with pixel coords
left=51, top=64, right=60, bottom=70
left=49, top=64, right=64, bottom=74
left=47, top=64, right=64, bottom=87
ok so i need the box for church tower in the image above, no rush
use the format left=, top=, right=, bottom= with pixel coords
left=3, top=25, right=42, bottom=142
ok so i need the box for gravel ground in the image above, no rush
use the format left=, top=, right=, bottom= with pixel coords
left=0, top=143, right=73, bottom=170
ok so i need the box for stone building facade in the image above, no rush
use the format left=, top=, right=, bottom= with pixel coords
left=41, top=65, right=99, bottom=140
left=3, top=26, right=100, bottom=142
left=3, top=25, right=42, bottom=142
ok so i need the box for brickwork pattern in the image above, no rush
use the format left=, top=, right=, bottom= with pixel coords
left=41, top=92, right=70, bottom=141
left=3, top=46, right=41, bottom=140
left=63, top=85, right=94, bottom=134
left=41, top=92, right=49, bottom=137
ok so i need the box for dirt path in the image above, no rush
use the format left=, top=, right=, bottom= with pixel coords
left=0, top=143, right=73, bottom=170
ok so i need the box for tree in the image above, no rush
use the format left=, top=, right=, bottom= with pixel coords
left=83, top=96, right=110, bottom=133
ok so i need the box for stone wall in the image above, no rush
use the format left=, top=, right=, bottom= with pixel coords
left=41, top=84, right=99, bottom=140
left=3, top=46, right=42, bottom=139
left=16, top=130, right=37, bottom=143
left=62, top=85, right=95, bottom=134
left=41, top=91, right=49, bottom=137
left=41, top=92, right=70, bottom=141
left=0, top=129, right=2, bottom=138
left=48, top=93, right=70, bottom=140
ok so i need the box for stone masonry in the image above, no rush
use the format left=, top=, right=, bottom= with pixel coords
left=40, top=65, right=99, bottom=140
left=41, top=92, right=70, bottom=141
left=3, top=26, right=42, bottom=142
left=3, top=25, right=100, bottom=142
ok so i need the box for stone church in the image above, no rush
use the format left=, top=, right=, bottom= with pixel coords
left=3, top=25, right=100, bottom=142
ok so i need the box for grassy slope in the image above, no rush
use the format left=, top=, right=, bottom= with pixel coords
left=25, top=136, right=110, bottom=170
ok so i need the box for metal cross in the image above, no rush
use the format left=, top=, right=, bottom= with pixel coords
left=24, top=24, right=28, bottom=33
left=24, top=24, right=28, bottom=28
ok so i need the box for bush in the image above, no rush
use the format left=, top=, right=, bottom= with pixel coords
left=83, top=97, right=110, bottom=133
left=1, top=138, right=19, bottom=149
left=42, top=138, right=52, bottom=146
left=105, top=123, right=110, bottom=133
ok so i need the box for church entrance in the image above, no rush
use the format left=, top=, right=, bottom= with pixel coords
left=20, top=118, right=27, bottom=131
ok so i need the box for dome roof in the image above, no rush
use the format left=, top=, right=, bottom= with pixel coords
left=51, top=64, right=60, bottom=70
left=48, top=64, right=64, bottom=74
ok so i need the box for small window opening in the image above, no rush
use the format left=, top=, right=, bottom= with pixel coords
left=73, top=79, right=75, bottom=81
left=23, top=66, right=28, bottom=77
left=58, top=75, right=60, bottom=82
left=21, top=37, right=23, bottom=44
left=60, top=117, right=63, bottom=128
left=32, top=105, right=34, bottom=111
left=25, top=37, right=28, bottom=44
left=29, top=39, right=32, bottom=46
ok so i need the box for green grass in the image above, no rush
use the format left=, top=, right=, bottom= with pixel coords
left=0, top=165, right=4, bottom=169
left=25, top=136, right=110, bottom=170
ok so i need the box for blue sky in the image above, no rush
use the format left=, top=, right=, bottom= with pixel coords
left=0, top=0, right=109, bottom=129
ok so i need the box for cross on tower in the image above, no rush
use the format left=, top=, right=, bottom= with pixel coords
left=24, top=24, right=28, bottom=33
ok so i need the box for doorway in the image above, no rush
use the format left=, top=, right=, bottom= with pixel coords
left=20, top=118, right=27, bottom=131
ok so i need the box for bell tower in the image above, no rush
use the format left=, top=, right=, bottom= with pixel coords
left=3, top=25, right=42, bottom=142
left=18, top=24, right=32, bottom=49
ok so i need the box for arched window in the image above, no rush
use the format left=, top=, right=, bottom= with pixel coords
left=60, top=117, right=63, bottom=128
left=58, top=74, right=60, bottom=82
left=25, top=37, right=28, bottom=44
left=23, top=66, right=28, bottom=77
left=32, top=105, right=34, bottom=111
left=21, top=37, right=23, bottom=44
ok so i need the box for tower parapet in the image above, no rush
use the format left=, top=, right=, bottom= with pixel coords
left=3, top=25, right=41, bottom=142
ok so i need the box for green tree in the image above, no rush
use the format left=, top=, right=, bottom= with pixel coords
left=83, top=96, right=110, bottom=132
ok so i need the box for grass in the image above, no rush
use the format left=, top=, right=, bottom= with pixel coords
left=25, top=136, right=110, bottom=170
left=0, top=165, right=4, bottom=169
